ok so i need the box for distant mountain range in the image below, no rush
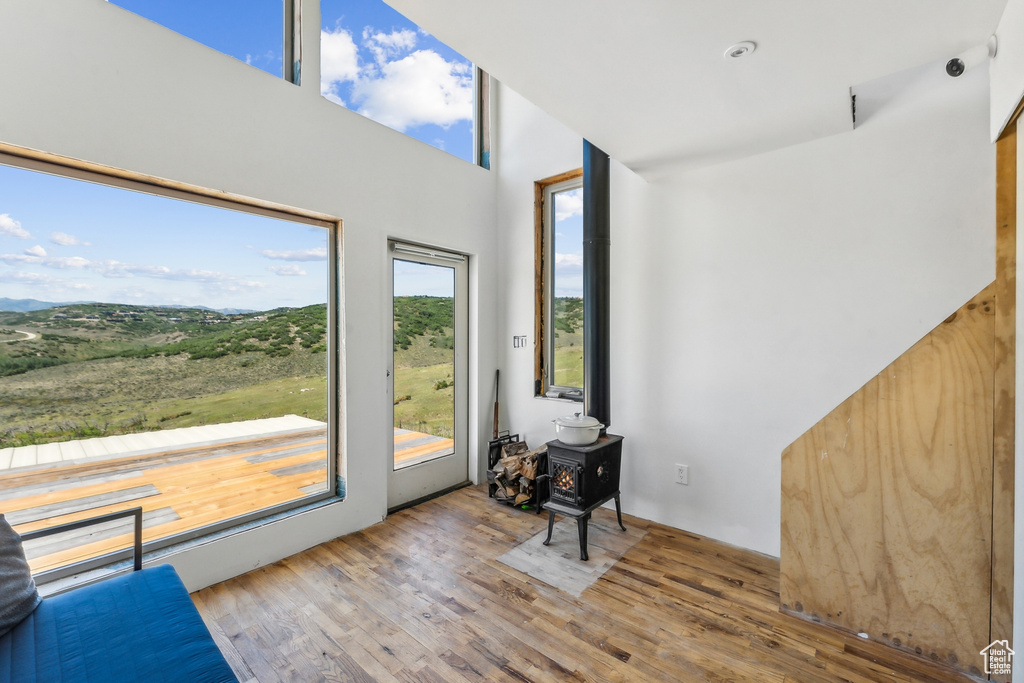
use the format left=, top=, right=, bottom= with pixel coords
left=0, top=298, right=89, bottom=312
left=0, top=298, right=256, bottom=315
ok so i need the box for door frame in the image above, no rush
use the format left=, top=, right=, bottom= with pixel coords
left=386, top=240, right=470, bottom=511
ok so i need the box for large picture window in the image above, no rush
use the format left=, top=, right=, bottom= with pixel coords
left=535, top=169, right=584, bottom=399
left=0, top=159, right=339, bottom=580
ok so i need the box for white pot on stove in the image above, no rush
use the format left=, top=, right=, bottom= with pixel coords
left=553, top=412, right=603, bottom=446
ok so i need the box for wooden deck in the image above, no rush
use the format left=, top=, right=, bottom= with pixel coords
left=1, top=428, right=330, bottom=574
left=393, top=428, right=454, bottom=469
left=193, top=485, right=976, bottom=683
left=0, top=425, right=456, bottom=574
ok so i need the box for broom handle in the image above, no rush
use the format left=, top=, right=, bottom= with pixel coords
left=492, top=369, right=500, bottom=439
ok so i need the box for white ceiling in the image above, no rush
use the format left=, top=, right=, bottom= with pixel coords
left=386, top=0, right=1008, bottom=176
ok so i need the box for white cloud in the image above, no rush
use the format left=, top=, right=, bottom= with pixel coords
left=269, top=264, right=308, bottom=276
left=351, top=49, right=472, bottom=131
left=363, top=28, right=417, bottom=66
left=0, top=254, right=30, bottom=265
left=0, top=269, right=93, bottom=296
left=321, top=28, right=360, bottom=104
left=99, top=260, right=172, bottom=278
left=244, top=50, right=279, bottom=71
left=555, top=189, right=583, bottom=221
left=0, top=253, right=92, bottom=269
left=111, top=287, right=165, bottom=302
left=0, top=214, right=31, bottom=240
left=51, top=231, right=91, bottom=246
left=555, top=253, right=584, bottom=269
left=56, top=256, right=92, bottom=269
left=209, top=281, right=265, bottom=293
left=261, top=247, right=328, bottom=261
left=0, top=252, right=264, bottom=291
left=165, top=268, right=237, bottom=283
left=25, top=245, right=47, bottom=257
left=0, top=270, right=59, bottom=285
left=320, top=22, right=472, bottom=134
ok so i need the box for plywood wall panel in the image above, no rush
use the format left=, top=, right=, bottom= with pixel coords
left=991, top=125, right=1017, bottom=678
left=781, top=285, right=995, bottom=677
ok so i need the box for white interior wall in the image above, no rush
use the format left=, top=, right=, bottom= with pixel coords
left=0, top=0, right=498, bottom=591
left=993, top=0, right=1024, bottom=140
left=495, top=62, right=994, bottom=558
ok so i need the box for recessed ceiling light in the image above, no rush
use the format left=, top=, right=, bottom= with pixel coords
left=724, top=41, right=756, bottom=59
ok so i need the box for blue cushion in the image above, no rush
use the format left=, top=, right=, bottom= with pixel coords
left=0, top=564, right=237, bottom=683
left=0, top=515, right=41, bottom=638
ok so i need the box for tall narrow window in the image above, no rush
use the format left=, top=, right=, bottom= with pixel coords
left=0, top=161, right=338, bottom=580
left=108, top=0, right=293, bottom=80
left=320, top=0, right=478, bottom=163
left=535, top=169, right=584, bottom=399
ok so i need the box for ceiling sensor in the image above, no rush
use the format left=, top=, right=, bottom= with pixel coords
left=725, top=41, right=756, bottom=59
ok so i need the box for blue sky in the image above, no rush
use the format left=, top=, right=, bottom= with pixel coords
left=553, top=188, right=584, bottom=298
left=320, top=0, right=474, bottom=162
left=109, top=0, right=474, bottom=162
left=0, top=164, right=327, bottom=311
left=110, top=0, right=284, bottom=77
left=393, top=259, right=454, bottom=298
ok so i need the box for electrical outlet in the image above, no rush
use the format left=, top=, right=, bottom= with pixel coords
left=675, top=464, right=689, bottom=485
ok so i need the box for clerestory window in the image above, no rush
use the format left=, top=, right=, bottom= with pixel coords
left=320, top=0, right=488, bottom=166
left=107, top=0, right=300, bottom=82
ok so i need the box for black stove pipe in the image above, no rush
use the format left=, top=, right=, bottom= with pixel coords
left=582, top=140, right=611, bottom=430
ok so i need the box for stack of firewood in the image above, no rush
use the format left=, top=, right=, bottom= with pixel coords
left=492, top=443, right=546, bottom=505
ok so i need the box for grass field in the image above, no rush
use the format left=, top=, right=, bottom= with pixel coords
left=0, top=303, right=329, bottom=449
left=393, top=363, right=455, bottom=438
left=0, top=295, right=580, bottom=451
left=0, top=350, right=327, bottom=448
left=0, top=299, right=461, bottom=450
left=392, top=326, right=455, bottom=438
left=553, top=329, right=584, bottom=388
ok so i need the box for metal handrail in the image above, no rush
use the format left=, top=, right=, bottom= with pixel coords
left=20, top=506, right=143, bottom=572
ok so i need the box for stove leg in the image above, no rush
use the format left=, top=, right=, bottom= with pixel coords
left=614, top=493, right=626, bottom=532
left=543, top=510, right=555, bottom=546
left=577, top=513, right=590, bottom=561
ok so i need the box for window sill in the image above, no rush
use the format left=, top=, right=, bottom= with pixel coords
left=37, top=494, right=345, bottom=597
left=535, top=392, right=584, bottom=403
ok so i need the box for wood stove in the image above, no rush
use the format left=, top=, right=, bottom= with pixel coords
left=543, top=434, right=625, bottom=560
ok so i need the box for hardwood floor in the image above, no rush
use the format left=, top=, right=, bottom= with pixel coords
left=193, top=485, right=976, bottom=682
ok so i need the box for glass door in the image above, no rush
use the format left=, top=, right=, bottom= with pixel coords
left=387, top=241, right=468, bottom=509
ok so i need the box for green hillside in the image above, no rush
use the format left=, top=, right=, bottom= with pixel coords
left=0, top=303, right=327, bottom=379
left=391, top=296, right=456, bottom=438
left=0, top=298, right=464, bottom=449
left=0, top=303, right=328, bottom=448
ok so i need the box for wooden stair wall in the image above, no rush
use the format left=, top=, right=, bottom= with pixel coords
left=780, top=125, right=1017, bottom=681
